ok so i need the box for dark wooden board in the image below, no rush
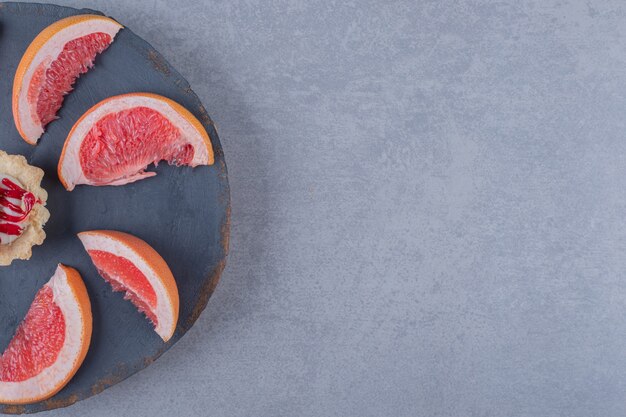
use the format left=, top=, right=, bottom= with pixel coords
left=0, top=2, right=230, bottom=414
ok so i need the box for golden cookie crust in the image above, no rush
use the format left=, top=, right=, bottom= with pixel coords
left=0, top=151, right=50, bottom=265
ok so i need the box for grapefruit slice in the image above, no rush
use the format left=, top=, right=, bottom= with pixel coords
left=13, top=15, right=123, bottom=144
left=58, top=93, right=214, bottom=191
left=78, top=230, right=179, bottom=342
left=0, top=265, right=92, bottom=405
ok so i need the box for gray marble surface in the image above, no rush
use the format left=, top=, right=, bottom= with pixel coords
left=13, top=0, right=626, bottom=416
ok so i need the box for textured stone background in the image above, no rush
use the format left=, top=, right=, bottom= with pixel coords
left=16, top=0, right=626, bottom=416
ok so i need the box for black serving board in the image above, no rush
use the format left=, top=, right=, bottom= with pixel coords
left=0, top=2, right=230, bottom=414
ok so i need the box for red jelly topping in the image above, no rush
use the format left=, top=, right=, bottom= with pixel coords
left=0, top=178, right=38, bottom=243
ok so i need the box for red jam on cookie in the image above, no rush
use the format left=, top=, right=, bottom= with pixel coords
left=0, top=151, right=49, bottom=265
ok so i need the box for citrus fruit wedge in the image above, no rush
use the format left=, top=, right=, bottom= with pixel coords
left=78, top=230, right=179, bottom=342
left=58, top=93, right=214, bottom=191
left=13, top=14, right=123, bottom=144
left=0, top=264, right=92, bottom=405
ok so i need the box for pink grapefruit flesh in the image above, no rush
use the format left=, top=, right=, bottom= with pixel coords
left=33, top=32, right=113, bottom=127
left=58, top=93, right=214, bottom=190
left=78, top=230, right=179, bottom=342
left=0, top=286, right=64, bottom=383
left=0, top=265, right=92, bottom=405
left=13, top=15, right=123, bottom=144
left=87, top=250, right=158, bottom=325
left=79, top=107, right=195, bottom=185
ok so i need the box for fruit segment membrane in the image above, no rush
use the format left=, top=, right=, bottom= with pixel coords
left=0, top=286, right=65, bottom=382
left=78, top=107, right=195, bottom=185
left=88, top=250, right=158, bottom=325
left=0, top=176, right=38, bottom=244
left=29, top=32, right=113, bottom=128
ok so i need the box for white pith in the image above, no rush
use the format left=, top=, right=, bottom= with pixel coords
left=0, top=265, right=88, bottom=403
left=78, top=232, right=176, bottom=341
left=60, top=95, right=211, bottom=190
left=17, top=18, right=122, bottom=143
